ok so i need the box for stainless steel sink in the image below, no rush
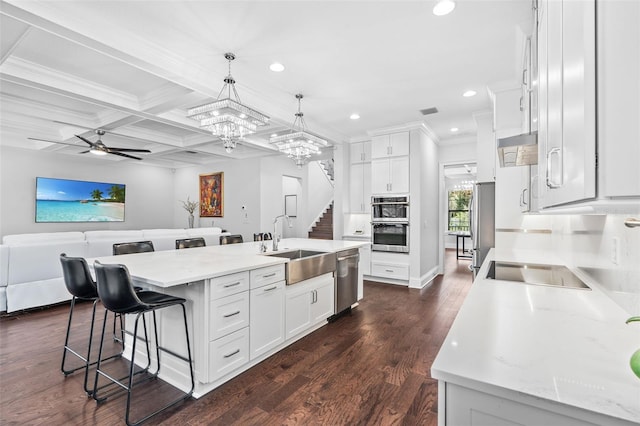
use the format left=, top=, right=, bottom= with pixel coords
left=266, top=250, right=336, bottom=285
left=486, top=261, right=590, bottom=290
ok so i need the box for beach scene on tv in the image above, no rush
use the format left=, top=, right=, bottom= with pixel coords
left=36, top=177, right=126, bottom=222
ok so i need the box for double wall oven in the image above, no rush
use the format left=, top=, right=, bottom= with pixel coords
left=371, top=196, right=409, bottom=253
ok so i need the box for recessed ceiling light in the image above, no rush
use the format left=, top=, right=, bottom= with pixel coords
left=269, top=62, right=285, bottom=72
left=350, top=113, right=360, bottom=120
left=450, top=127, right=459, bottom=132
left=433, top=0, right=456, bottom=16
left=463, top=90, right=477, bottom=97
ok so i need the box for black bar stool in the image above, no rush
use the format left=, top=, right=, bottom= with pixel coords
left=112, top=241, right=155, bottom=256
left=93, top=261, right=194, bottom=426
left=59, top=253, right=123, bottom=395
left=219, top=234, right=243, bottom=245
left=175, top=237, right=205, bottom=249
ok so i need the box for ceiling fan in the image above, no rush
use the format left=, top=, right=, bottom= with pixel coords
left=28, top=129, right=152, bottom=160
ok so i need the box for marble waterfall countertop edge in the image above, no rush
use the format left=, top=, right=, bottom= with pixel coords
left=431, top=248, right=640, bottom=424
left=88, top=238, right=368, bottom=288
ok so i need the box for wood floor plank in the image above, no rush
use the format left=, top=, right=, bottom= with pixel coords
left=0, top=250, right=472, bottom=425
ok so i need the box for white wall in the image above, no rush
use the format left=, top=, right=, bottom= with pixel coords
left=414, top=127, right=440, bottom=287
left=0, top=146, right=175, bottom=237
left=282, top=176, right=302, bottom=238
left=438, top=137, right=476, bottom=165
left=172, top=157, right=262, bottom=242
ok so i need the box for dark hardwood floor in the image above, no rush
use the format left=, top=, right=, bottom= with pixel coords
left=0, top=250, right=473, bottom=425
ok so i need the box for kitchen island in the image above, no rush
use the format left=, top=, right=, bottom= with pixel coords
left=431, top=248, right=640, bottom=426
left=91, top=238, right=367, bottom=398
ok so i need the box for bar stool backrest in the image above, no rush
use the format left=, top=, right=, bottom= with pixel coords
left=220, top=234, right=243, bottom=245
left=175, top=237, right=206, bottom=249
left=60, top=253, right=98, bottom=299
left=112, top=240, right=155, bottom=256
left=94, top=261, right=143, bottom=314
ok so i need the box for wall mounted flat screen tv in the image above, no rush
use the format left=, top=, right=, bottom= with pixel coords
left=36, top=177, right=126, bottom=223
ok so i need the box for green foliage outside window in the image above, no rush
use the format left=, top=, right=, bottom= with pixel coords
left=448, top=189, right=472, bottom=232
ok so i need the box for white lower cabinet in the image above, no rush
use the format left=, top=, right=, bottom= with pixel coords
left=443, top=382, right=622, bottom=426
left=285, top=273, right=335, bottom=340
left=208, top=328, right=249, bottom=382
left=249, top=280, right=285, bottom=360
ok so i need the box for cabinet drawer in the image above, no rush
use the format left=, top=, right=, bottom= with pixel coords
left=371, top=262, right=409, bottom=280
left=209, top=327, right=249, bottom=382
left=250, top=264, right=285, bottom=289
left=210, top=271, right=249, bottom=300
left=209, top=291, right=249, bottom=340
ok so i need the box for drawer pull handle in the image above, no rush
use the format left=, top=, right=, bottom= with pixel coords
left=223, top=281, right=241, bottom=288
left=385, top=269, right=394, bottom=272
left=264, top=285, right=278, bottom=292
left=263, top=272, right=277, bottom=278
left=223, top=349, right=240, bottom=358
left=223, top=310, right=241, bottom=318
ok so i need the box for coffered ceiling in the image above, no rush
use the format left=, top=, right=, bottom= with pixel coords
left=0, top=0, right=532, bottom=168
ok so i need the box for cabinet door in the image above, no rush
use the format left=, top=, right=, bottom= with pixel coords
left=389, top=157, right=409, bottom=194
left=349, top=163, right=371, bottom=213
left=389, top=132, right=409, bottom=156
left=537, top=0, right=548, bottom=206
left=311, top=277, right=335, bottom=324
left=362, top=140, right=372, bottom=163
left=249, top=281, right=285, bottom=360
left=350, top=142, right=364, bottom=164
left=371, top=159, right=391, bottom=194
left=540, top=0, right=596, bottom=208
left=285, top=286, right=312, bottom=339
left=597, top=0, right=640, bottom=198
left=520, top=166, right=531, bottom=213
left=371, top=135, right=390, bottom=158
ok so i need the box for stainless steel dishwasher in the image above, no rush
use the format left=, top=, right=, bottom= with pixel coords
left=334, top=248, right=359, bottom=316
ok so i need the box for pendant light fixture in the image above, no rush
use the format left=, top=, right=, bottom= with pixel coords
left=270, top=94, right=328, bottom=168
left=187, top=52, right=270, bottom=153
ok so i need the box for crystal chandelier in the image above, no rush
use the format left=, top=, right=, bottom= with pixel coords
left=187, top=52, right=269, bottom=153
left=270, top=94, right=328, bottom=168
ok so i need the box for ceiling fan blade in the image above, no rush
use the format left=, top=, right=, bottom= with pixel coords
left=108, top=151, right=143, bottom=160
left=106, top=147, right=152, bottom=153
left=79, top=150, right=91, bottom=154
left=75, top=134, right=97, bottom=148
left=28, top=137, right=83, bottom=147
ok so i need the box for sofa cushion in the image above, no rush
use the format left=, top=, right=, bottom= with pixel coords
left=84, top=230, right=145, bottom=257
left=2, top=232, right=85, bottom=245
left=141, top=229, right=189, bottom=252
left=7, top=241, right=87, bottom=285
left=186, top=227, right=225, bottom=246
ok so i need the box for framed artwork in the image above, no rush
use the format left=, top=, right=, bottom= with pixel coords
left=285, top=194, right=297, bottom=217
left=199, top=172, right=224, bottom=217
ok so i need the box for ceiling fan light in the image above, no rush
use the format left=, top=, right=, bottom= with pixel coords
left=90, top=148, right=107, bottom=156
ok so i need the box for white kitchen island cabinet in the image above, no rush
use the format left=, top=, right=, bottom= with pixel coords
left=285, top=273, right=335, bottom=340
left=90, top=238, right=366, bottom=399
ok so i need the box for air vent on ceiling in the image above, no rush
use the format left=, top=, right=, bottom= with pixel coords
left=419, top=107, right=439, bottom=116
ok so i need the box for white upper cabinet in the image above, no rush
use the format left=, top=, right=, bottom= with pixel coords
left=349, top=162, right=372, bottom=213
left=537, top=0, right=596, bottom=208
left=371, top=132, right=409, bottom=159
left=350, top=141, right=372, bottom=164
left=371, top=157, right=409, bottom=194
left=597, top=0, right=640, bottom=198
left=536, top=0, right=639, bottom=210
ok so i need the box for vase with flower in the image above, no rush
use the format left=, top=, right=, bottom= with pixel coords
left=180, top=197, right=199, bottom=228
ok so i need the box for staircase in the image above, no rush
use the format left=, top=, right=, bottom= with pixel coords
left=308, top=203, right=333, bottom=240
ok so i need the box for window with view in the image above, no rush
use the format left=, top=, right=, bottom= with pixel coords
left=448, top=189, right=472, bottom=232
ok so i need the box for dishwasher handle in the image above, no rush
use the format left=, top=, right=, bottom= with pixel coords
left=337, top=253, right=359, bottom=262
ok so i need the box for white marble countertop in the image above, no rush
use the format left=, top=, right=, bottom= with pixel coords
left=89, top=238, right=367, bottom=287
left=431, top=248, right=640, bottom=424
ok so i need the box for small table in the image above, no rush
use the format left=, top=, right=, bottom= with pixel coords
left=449, top=232, right=472, bottom=259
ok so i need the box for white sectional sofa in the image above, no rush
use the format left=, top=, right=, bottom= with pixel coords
left=0, top=227, right=228, bottom=313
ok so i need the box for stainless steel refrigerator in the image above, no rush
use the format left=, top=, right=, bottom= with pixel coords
left=470, top=182, right=495, bottom=278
